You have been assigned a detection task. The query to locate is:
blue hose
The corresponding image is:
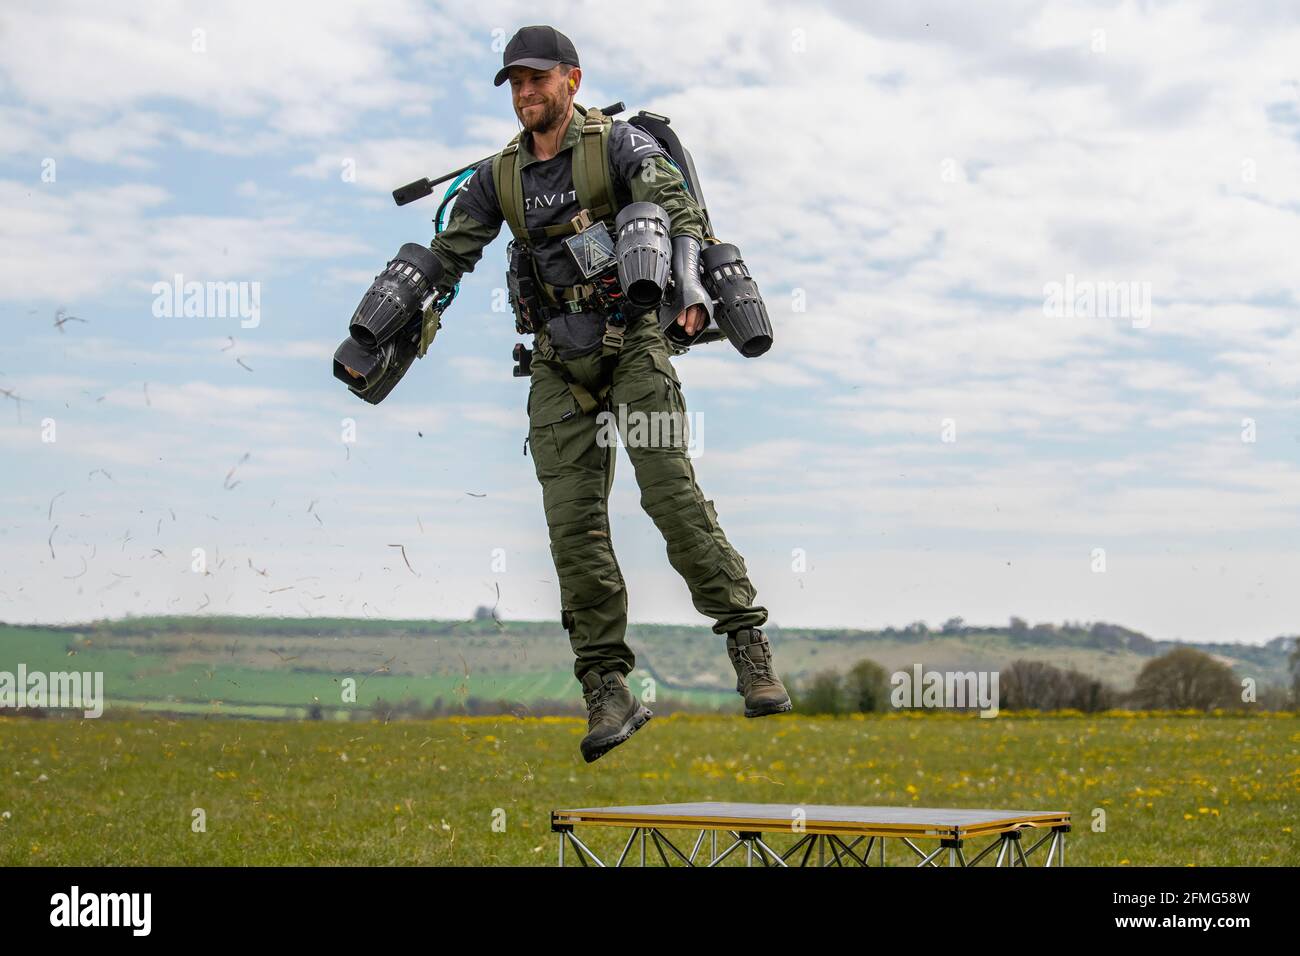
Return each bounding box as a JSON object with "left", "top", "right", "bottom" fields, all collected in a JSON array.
[{"left": 433, "top": 168, "right": 476, "bottom": 304}]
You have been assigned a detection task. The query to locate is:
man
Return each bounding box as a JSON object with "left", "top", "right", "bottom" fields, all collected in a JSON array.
[{"left": 425, "top": 25, "right": 791, "bottom": 762}]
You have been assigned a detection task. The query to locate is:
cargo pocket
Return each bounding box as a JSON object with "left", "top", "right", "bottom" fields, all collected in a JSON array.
[
  {"left": 701, "top": 497, "right": 720, "bottom": 527},
  {"left": 527, "top": 382, "right": 580, "bottom": 470},
  {"left": 700, "top": 498, "right": 749, "bottom": 581},
  {"left": 636, "top": 350, "right": 688, "bottom": 450},
  {"left": 719, "top": 550, "right": 749, "bottom": 581},
  {"left": 650, "top": 350, "right": 681, "bottom": 393}
]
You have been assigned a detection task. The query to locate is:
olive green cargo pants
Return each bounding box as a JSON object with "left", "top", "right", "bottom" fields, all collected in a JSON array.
[{"left": 527, "top": 310, "right": 767, "bottom": 682}]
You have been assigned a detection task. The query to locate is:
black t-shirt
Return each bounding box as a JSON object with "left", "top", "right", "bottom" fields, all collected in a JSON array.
[{"left": 453, "top": 119, "right": 670, "bottom": 288}]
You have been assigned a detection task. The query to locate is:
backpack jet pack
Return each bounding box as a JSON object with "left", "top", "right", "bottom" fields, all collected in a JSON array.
[
  {"left": 393, "top": 102, "right": 774, "bottom": 359},
  {"left": 335, "top": 103, "right": 774, "bottom": 404}
]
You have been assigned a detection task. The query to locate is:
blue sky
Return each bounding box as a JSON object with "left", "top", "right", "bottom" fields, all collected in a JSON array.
[{"left": 1, "top": 0, "right": 1298, "bottom": 645}]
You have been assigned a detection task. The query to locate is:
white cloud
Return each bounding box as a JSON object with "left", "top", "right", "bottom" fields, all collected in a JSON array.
[
  {"left": 0, "top": 180, "right": 370, "bottom": 302},
  {"left": 2, "top": 0, "right": 1299, "bottom": 642},
  {"left": 0, "top": 1, "right": 449, "bottom": 140}
]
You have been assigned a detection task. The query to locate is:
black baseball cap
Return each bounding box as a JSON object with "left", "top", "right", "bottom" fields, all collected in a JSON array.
[{"left": 493, "top": 25, "right": 580, "bottom": 86}]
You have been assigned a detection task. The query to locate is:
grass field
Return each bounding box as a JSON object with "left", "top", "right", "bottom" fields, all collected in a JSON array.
[{"left": 0, "top": 712, "right": 1294, "bottom": 866}]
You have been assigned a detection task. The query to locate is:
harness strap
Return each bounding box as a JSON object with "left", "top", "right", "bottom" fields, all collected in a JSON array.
[
  {"left": 574, "top": 107, "right": 614, "bottom": 225},
  {"left": 540, "top": 279, "right": 597, "bottom": 310},
  {"left": 591, "top": 319, "right": 625, "bottom": 405},
  {"left": 492, "top": 104, "right": 614, "bottom": 243},
  {"left": 535, "top": 316, "right": 627, "bottom": 415},
  {"left": 492, "top": 135, "right": 527, "bottom": 241}
]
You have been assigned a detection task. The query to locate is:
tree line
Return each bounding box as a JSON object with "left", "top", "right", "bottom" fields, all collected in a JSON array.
[{"left": 791, "top": 644, "right": 1299, "bottom": 715}]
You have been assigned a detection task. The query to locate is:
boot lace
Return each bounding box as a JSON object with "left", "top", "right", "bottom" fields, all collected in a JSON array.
[
  {"left": 736, "top": 646, "right": 779, "bottom": 688},
  {"left": 584, "top": 682, "right": 615, "bottom": 727}
]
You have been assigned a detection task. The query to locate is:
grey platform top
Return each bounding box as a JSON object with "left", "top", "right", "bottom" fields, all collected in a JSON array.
[{"left": 554, "top": 802, "right": 1068, "bottom": 829}]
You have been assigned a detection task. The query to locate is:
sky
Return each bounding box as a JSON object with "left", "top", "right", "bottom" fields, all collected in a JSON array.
[{"left": 1, "top": 0, "right": 1297, "bottom": 645}]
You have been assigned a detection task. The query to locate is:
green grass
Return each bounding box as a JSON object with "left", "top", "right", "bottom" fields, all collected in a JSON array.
[{"left": 0, "top": 713, "right": 1294, "bottom": 866}]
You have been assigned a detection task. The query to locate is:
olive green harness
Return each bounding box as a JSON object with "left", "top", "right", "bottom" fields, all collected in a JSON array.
[{"left": 492, "top": 103, "right": 625, "bottom": 414}]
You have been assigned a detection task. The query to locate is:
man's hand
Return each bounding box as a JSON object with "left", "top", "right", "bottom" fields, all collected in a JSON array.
[{"left": 675, "top": 303, "right": 706, "bottom": 336}]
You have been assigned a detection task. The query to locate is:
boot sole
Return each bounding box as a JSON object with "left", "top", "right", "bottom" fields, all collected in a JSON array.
[
  {"left": 745, "top": 699, "right": 793, "bottom": 718},
  {"left": 581, "top": 705, "right": 653, "bottom": 763}
]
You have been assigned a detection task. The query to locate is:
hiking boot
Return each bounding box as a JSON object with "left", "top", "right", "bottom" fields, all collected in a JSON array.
[
  {"left": 726, "top": 627, "right": 793, "bottom": 717},
  {"left": 579, "top": 670, "right": 652, "bottom": 763}
]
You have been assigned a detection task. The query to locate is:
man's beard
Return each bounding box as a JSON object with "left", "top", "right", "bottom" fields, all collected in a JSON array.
[{"left": 518, "top": 94, "right": 567, "bottom": 134}]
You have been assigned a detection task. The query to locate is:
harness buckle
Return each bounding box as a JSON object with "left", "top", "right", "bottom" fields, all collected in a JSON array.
[
  {"left": 601, "top": 323, "right": 625, "bottom": 350},
  {"left": 570, "top": 208, "right": 593, "bottom": 232}
]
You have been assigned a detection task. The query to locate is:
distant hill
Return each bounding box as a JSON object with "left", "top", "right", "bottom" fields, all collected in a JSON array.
[{"left": 1, "top": 615, "right": 1294, "bottom": 718}]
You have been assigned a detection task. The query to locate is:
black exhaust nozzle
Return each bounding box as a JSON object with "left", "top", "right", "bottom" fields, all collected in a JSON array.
[
  {"left": 701, "top": 242, "right": 773, "bottom": 358},
  {"left": 333, "top": 331, "right": 418, "bottom": 405},
  {"left": 613, "top": 202, "right": 672, "bottom": 309},
  {"left": 347, "top": 243, "right": 443, "bottom": 350}
]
